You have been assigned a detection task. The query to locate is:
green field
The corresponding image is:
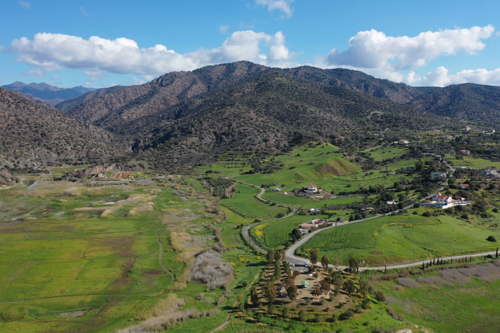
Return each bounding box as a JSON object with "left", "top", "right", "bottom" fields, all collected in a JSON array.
[
  {"left": 220, "top": 184, "right": 286, "bottom": 219},
  {"left": 299, "top": 214, "right": 500, "bottom": 265},
  {"left": 262, "top": 191, "right": 363, "bottom": 208},
  {"left": 377, "top": 264, "right": 500, "bottom": 333},
  {"left": 446, "top": 155, "right": 500, "bottom": 169},
  {"left": 362, "top": 145, "right": 408, "bottom": 162},
  {"left": 0, "top": 180, "right": 228, "bottom": 332}
]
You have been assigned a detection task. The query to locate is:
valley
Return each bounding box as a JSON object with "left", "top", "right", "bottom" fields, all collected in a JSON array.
[{"left": 2, "top": 62, "right": 500, "bottom": 332}]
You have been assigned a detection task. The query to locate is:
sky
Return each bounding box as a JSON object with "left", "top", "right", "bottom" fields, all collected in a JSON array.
[{"left": 1, "top": 0, "right": 500, "bottom": 88}]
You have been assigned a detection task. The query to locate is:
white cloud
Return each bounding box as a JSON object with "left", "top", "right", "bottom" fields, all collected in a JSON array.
[
  {"left": 29, "top": 69, "right": 45, "bottom": 77},
  {"left": 256, "top": 0, "right": 294, "bottom": 18},
  {"left": 80, "top": 7, "right": 89, "bottom": 16},
  {"left": 130, "top": 76, "right": 146, "bottom": 85},
  {"left": 219, "top": 25, "right": 229, "bottom": 34},
  {"left": 421, "top": 66, "right": 500, "bottom": 86},
  {"left": 52, "top": 75, "right": 60, "bottom": 79},
  {"left": 84, "top": 70, "right": 104, "bottom": 84},
  {"left": 19, "top": 1, "right": 31, "bottom": 9},
  {"left": 322, "top": 25, "right": 495, "bottom": 83},
  {"left": 7, "top": 31, "right": 294, "bottom": 79}
]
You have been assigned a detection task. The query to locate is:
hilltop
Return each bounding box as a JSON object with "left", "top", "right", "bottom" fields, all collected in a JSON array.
[
  {"left": 2, "top": 81, "right": 94, "bottom": 105},
  {"left": 0, "top": 87, "right": 125, "bottom": 170}
]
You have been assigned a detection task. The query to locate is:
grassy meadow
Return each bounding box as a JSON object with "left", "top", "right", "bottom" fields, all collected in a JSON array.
[
  {"left": 376, "top": 261, "right": 500, "bottom": 333},
  {"left": 0, "top": 179, "right": 230, "bottom": 332},
  {"left": 299, "top": 214, "right": 500, "bottom": 266}
]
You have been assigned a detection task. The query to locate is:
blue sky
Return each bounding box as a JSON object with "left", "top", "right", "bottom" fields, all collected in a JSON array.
[{"left": 1, "top": 0, "right": 500, "bottom": 88}]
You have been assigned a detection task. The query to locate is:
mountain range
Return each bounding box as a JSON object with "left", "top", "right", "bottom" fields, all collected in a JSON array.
[
  {"left": 2, "top": 81, "right": 94, "bottom": 106},
  {"left": 3, "top": 61, "right": 500, "bottom": 170}
]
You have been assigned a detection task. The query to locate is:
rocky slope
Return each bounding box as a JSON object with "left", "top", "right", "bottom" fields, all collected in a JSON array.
[{"left": 0, "top": 87, "right": 125, "bottom": 170}]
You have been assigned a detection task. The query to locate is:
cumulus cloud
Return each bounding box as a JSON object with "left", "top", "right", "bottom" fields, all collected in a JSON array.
[
  {"left": 219, "top": 25, "right": 229, "bottom": 34},
  {"left": 421, "top": 66, "right": 500, "bottom": 86},
  {"left": 326, "top": 25, "right": 494, "bottom": 71},
  {"left": 7, "top": 31, "right": 294, "bottom": 80},
  {"left": 19, "top": 1, "right": 31, "bottom": 9},
  {"left": 320, "top": 25, "right": 496, "bottom": 84},
  {"left": 256, "top": 0, "right": 294, "bottom": 18}
]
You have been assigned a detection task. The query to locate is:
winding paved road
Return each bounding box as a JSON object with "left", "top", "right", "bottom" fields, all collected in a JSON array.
[{"left": 237, "top": 155, "right": 498, "bottom": 270}]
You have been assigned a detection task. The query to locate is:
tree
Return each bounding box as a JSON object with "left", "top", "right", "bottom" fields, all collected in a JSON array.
[
  {"left": 311, "top": 287, "right": 322, "bottom": 296},
  {"left": 268, "top": 303, "right": 275, "bottom": 315},
  {"left": 359, "top": 279, "right": 369, "bottom": 297},
  {"left": 348, "top": 256, "right": 359, "bottom": 273},
  {"left": 256, "top": 312, "right": 263, "bottom": 322},
  {"left": 251, "top": 287, "right": 259, "bottom": 306},
  {"left": 299, "top": 310, "right": 306, "bottom": 322},
  {"left": 264, "top": 281, "right": 277, "bottom": 303},
  {"left": 282, "top": 307, "right": 289, "bottom": 318},
  {"left": 275, "top": 261, "right": 281, "bottom": 279},
  {"left": 286, "top": 284, "right": 298, "bottom": 301},
  {"left": 310, "top": 250, "right": 318, "bottom": 265},
  {"left": 375, "top": 291, "right": 386, "bottom": 303},
  {"left": 238, "top": 303, "right": 244, "bottom": 312},
  {"left": 321, "top": 255, "right": 329, "bottom": 269},
  {"left": 343, "top": 279, "right": 356, "bottom": 295},
  {"left": 283, "top": 261, "right": 291, "bottom": 275},
  {"left": 308, "top": 265, "right": 316, "bottom": 273},
  {"left": 274, "top": 251, "right": 282, "bottom": 261},
  {"left": 319, "top": 279, "right": 331, "bottom": 293},
  {"left": 267, "top": 249, "right": 275, "bottom": 264}
]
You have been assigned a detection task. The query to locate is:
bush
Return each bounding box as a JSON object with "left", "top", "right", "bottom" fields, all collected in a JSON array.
[
  {"left": 494, "top": 208, "right": 499, "bottom": 213},
  {"left": 299, "top": 310, "right": 306, "bottom": 322},
  {"left": 313, "top": 314, "right": 321, "bottom": 322},
  {"left": 375, "top": 291, "right": 386, "bottom": 302},
  {"left": 356, "top": 305, "right": 363, "bottom": 313},
  {"left": 339, "top": 309, "right": 354, "bottom": 320},
  {"left": 256, "top": 312, "right": 263, "bottom": 322},
  {"left": 487, "top": 236, "right": 497, "bottom": 242},
  {"left": 422, "top": 211, "right": 432, "bottom": 217},
  {"left": 282, "top": 307, "right": 289, "bottom": 318}
]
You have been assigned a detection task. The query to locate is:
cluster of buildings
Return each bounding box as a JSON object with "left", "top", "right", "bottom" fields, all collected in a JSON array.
[
  {"left": 421, "top": 192, "right": 470, "bottom": 209},
  {"left": 299, "top": 219, "right": 326, "bottom": 233}
]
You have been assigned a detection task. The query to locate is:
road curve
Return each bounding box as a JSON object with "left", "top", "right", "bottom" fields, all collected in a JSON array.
[{"left": 230, "top": 178, "right": 297, "bottom": 253}]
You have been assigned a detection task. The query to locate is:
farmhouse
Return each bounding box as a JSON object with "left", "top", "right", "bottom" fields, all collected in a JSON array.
[
  {"left": 304, "top": 184, "right": 318, "bottom": 193},
  {"left": 299, "top": 223, "right": 317, "bottom": 230},
  {"left": 399, "top": 139, "right": 410, "bottom": 144},
  {"left": 483, "top": 169, "right": 498, "bottom": 177},
  {"left": 431, "top": 171, "right": 447, "bottom": 178},
  {"left": 386, "top": 200, "right": 398, "bottom": 206},
  {"left": 421, "top": 192, "right": 470, "bottom": 209},
  {"left": 271, "top": 188, "right": 281, "bottom": 192},
  {"left": 432, "top": 192, "right": 452, "bottom": 203},
  {"left": 459, "top": 184, "right": 470, "bottom": 189},
  {"left": 459, "top": 149, "right": 471, "bottom": 155},
  {"left": 308, "top": 208, "right": 320, "bottom": 214}
]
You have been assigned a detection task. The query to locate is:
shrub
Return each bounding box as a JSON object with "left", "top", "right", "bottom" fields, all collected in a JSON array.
[
  {"left": 299, "top": 310, "right": 306, "bottom": 322},
  {"left": 375, "top": 291, "right": 386, "bottom": 302},
  {"left": 339, "top": 309, "right": 354, "bottom": 320},
  {"left": 313, "top": 314, "right": 321, "bottom": 323},
  {"left": 256, "top": 312, "right": 263, "bottom": 322},
  {"left": 356, "top": 305, "right": 363, "bottom": 313},
  {"left": 487, "top": 236, "right": 497, "bottom": 242},
  {"left": 282, "top": 307, "right": 289, "bottom": 318}
]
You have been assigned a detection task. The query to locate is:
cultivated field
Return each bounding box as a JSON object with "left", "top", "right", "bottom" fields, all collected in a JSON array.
[{"left": 298, "top": 214, "right": 500, "bottom": 266}]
